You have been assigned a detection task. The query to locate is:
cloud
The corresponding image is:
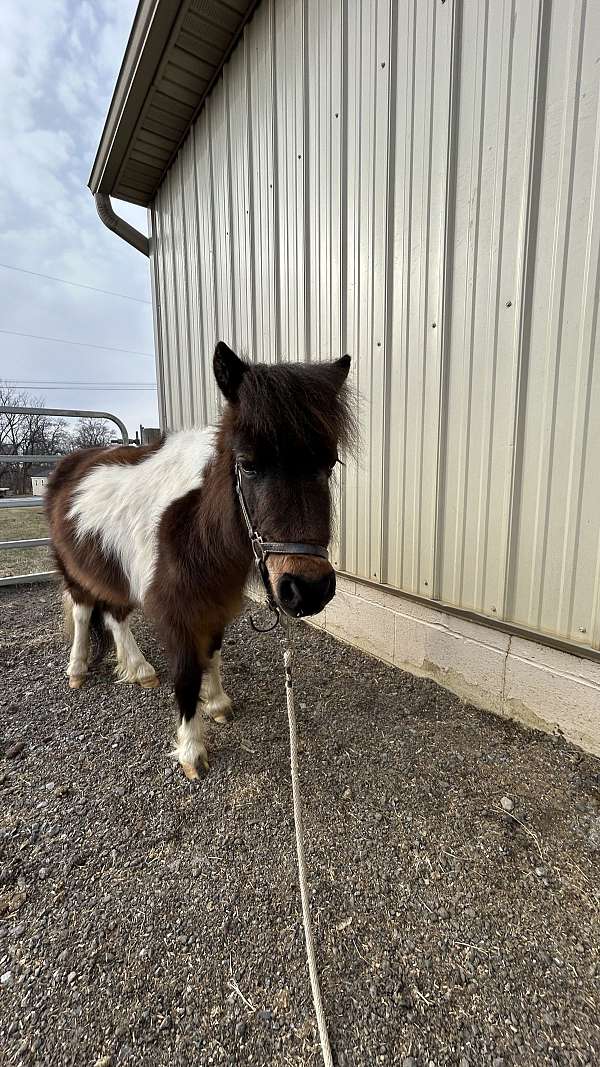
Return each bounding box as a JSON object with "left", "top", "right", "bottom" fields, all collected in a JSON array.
[{"left": 0, "top": 0, "right": 157, "bottom": 433}]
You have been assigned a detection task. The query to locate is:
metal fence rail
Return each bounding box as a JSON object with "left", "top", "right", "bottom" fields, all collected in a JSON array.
[
  {"left": 0, "top": 496, "right": 45, "bottom": 508},
  {"left": 0, "top": 406, "right": 130, "bottom": 587},
  {"left": 1, "top": 406, "right": 129, "bottom": 445}
]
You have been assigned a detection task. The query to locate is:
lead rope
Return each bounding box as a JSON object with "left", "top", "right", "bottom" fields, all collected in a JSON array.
[{"left": 283, "top": 618, "right": 334, "bottom": 1067}]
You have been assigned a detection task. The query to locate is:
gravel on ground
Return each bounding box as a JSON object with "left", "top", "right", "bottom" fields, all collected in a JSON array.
[{"left": 1, "top": 584, "right": 599, "bottom": 1066}]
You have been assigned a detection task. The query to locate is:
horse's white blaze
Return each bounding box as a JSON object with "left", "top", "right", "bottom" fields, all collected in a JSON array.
[
  {"left": 67, "top": 600, "right": 92, "bottom": 681},
  {"left": 68, "top": 428, "right": 216, "bottom": 605},
  {"left": 103, "top": 613, "right": 156, "bottom": 684},
  {"left": 201, "top": 650, "right": 232, "bottom": 722}
]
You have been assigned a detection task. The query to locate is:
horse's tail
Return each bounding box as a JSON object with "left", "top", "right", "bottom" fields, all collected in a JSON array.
[
  {"left": 62, "top": 588, "right": 111, "bottom": 667},
  {"left": 89, "top": 603, "right": 111, "bottom": 668}
]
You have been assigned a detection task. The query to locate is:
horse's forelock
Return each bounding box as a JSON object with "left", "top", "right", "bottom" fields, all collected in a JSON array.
[{"left": 232, "top": 362, "right": 355, "bottom": 458}]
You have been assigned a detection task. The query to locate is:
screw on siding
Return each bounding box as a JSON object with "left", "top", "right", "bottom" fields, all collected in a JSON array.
[
  {"left": 335, "top": 113, "right": 339, "bottom": 118},
  {"left": 381, "top": 62, "right": 386, "bottom": 68},
  {"left": 579, "top": 626, "right": 587, "bottom": 633},
  {"left": 432, "top": 322, "right": 437, "bottom": 328},
  {"left": 377, "top": 341, "right": 382, "bottom": 347},
  {"left": 491, "top": 606, "right": 497, "bottom": 613},
  {"left": 424, "top": 580, "right": 429, "bottom": 587},
  {"left": 506, "top": 300, "right": 512, "bottom": 308}
]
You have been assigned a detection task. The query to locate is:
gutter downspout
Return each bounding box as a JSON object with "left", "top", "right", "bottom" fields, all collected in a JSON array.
[
  {"left": 94, "top": 193, "right": 150, "bottom": 257},
  {"left": 94, "top": 191, "right": 167, "bottom": 431}
]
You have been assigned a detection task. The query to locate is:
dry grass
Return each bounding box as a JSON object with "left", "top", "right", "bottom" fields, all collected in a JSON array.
[{"left": 0, "top": 504, "right": 53, "bottom": 578}]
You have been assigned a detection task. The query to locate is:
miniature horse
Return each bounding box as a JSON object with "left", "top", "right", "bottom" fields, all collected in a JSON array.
[{"left": 46, "top": 343, "right": 352, "bottom": 779}]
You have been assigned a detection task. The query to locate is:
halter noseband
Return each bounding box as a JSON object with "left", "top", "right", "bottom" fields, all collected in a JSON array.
[{"left": 234, "top": 460, "right": 329, "bottom": 632}]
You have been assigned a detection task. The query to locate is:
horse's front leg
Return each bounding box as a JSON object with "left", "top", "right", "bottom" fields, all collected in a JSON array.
[
  {"left": 201, "top": 631, "right": 233, "bottom": 724},
  {"left": 172, "top": 642, "right": 209, "bottom": 780}
]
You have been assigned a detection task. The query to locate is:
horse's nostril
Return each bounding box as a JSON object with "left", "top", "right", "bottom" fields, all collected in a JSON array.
[
  {"left": 277, "top": 570, "right": 336, "bottom": 617},
  {"left": 278, "top": 576, "right": 302, "bottom": 612}
]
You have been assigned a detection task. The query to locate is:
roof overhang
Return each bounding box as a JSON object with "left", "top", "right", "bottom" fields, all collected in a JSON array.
[{"left": 89, "top": 0, "right": 258, "bottom": 207}]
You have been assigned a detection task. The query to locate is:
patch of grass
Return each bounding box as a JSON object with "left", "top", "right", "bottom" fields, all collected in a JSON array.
[{"left": 0, "top": 505, "right": 54, "bottom": 579}]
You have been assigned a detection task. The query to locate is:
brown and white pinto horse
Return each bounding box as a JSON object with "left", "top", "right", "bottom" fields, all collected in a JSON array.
[{"left": 46, "top": 343, "right": 352, "bottom": 779}]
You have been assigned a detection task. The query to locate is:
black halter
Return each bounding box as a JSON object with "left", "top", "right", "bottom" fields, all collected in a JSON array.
[{"left": 234, "top": 460, "right": 329, "bottom": 632}]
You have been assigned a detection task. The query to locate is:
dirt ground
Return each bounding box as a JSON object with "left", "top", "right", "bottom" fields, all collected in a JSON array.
[{"left": 1, "top": 584, "right": 599, "bottom": 1067}]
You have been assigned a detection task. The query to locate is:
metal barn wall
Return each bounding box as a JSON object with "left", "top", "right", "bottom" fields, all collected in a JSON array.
[{"left": 150, "top": 0, "right": 600, "bottom": 652}]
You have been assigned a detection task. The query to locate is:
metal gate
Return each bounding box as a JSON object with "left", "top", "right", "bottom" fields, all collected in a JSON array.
[{"left": 0, "top": 406, "right": 129, "bottom": 587}]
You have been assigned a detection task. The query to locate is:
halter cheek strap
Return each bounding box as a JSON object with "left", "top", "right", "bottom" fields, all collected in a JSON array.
[{"left": 234, "top": 461, "right": 330, "bottom": 631}]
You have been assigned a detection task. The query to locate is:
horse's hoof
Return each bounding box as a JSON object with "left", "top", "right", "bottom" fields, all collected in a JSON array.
[
  {"left": 205, "top": 695, "right": 233, "bottom": 724},
  {"left": 181, "top": 754, "right": 209, "bottom": 780},
  {"left": 214, "top": 712, "right": 232, "bottom": 725},
  {"left": 139, "top": 673, "right": 159, "bottom": 689},
  {"left": 212, "top": 705, "right": 233, "bottom": 725},
  {"left": 68, "top": 675, "right": 85, "bottom": 689}
]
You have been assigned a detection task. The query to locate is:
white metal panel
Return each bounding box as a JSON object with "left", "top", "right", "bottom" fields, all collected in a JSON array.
[
  {"left": 150, "top": 0, "right": 600, "bottom": 651},
  {"left": 194, "top": 107, "right": 222, "bottom": 424},
  {"left": 247, "top": 0, "right": 279, "bottom": 364},
  {"left": 305, "top": 0, "right": 346, "bottom": 567},
  {"left": 227, "top": 34, "right": 256, "bottom": 358},
  {"left": 210, "top": 88, "right": 235, "bottom": 348},
  {"left": 384, "top": 0, "right": 453, "bottom": 596},
  {"left": 180, "top": 132, "right": 208, "bottom": 424},
  {"left": 274, "top": 0, "right": 309, "bottom": 363},
  {"left": 507, "top": 0, "right": 600, "bottom": 645},
  {"left": 154, "top": 182, "right": 184, "bottom": 428},
  {"left": 170, "top": 158, "right": 196, "bottom": 427},
  {"left": 342, "top": 0, "right": 395, "bottom": 582},
  {"left": 437, "top": 0, "right": 545, "bottom": 619}
]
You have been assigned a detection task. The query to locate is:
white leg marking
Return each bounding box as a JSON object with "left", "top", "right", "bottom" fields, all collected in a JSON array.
[
  {"left": 103, "top": 614, "right": 158, "bottom": 687},
  {"left": 67, "top": 602, "right": 92, "bottom": 688},
  {"left": 172, "top": 714, "right": 209, "bottom": 779},
  {"left": 201, "top": 651, "right": 232, "bottom": 723}
]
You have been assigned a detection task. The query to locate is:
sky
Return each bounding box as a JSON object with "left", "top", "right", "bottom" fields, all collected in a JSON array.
[{"left": 0, "top": 0, "right": 158, "bottom": 440}]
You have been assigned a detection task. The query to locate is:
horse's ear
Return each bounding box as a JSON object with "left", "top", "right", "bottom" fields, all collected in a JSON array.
[
  {"left": 327, "top": 354, "right": 351, "bottom": 393},
  {"left": 213, "top": 341, "right": 248, "bottom": 401}
]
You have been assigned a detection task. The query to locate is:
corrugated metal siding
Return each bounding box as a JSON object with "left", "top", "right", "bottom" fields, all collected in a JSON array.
[{"left": 151, "top": 0, "right": 600, "bottom": 650}]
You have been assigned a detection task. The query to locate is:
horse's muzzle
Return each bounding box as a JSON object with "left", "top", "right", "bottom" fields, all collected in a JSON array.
[{"left": 276, "top": 569, "right": 336, "bottom": 618}]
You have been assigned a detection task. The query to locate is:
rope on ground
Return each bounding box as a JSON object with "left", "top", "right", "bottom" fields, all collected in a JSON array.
[{"left": 283, "top": 620, "right": 334, "bottom": 1067}]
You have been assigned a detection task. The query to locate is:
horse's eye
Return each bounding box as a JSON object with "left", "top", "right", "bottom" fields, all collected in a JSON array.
[{"left": 239, "top": 460, "right": 258, "bottom": 478}]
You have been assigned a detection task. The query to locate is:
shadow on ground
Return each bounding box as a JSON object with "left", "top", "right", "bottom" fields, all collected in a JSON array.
[{"left": 1, "top": 585, "right": 599, "bottom": 1066}]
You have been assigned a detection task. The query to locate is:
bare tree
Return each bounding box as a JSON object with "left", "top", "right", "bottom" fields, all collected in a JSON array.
[
  {"left": 70, "top": 417, "right": 112, "bottom": 451},
  {"left": 0, "top": 385, "right": 69, "bottom": 495}
]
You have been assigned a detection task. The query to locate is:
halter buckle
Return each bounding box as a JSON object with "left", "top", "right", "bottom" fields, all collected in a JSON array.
[{"left": 251, "top": 535, "right": 266, "bottom": 564}]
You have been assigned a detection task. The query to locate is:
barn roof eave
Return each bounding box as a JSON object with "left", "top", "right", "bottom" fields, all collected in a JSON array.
[{"left": 88, "top": 0, "right": 258, "bottom": 208}]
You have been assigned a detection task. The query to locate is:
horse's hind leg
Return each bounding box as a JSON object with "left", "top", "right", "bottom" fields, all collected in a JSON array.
[
  {"left": 201, "top": 632, "right": 232, "bottom": 724},
  {"left": 64, "top": 588, "right": 93, "bottom": 689},
  {"left": 103, "top": 608, "right": 159, "bottom": 688}
]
